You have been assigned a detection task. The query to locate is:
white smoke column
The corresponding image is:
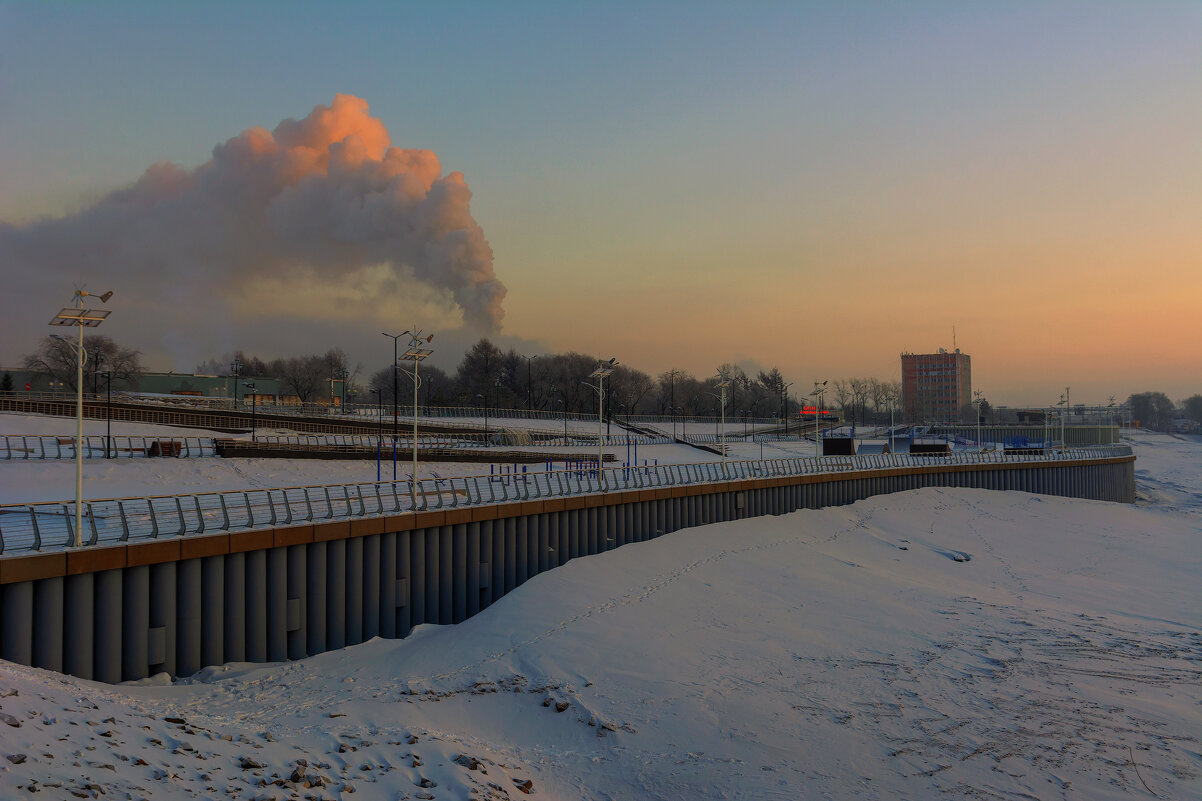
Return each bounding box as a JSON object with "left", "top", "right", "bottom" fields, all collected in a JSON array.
[{"left": 0, "top": 95, "right": 506, "bottom": 346}]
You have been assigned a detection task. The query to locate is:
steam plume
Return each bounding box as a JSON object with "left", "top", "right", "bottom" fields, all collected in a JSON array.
[{"left": 1, "top": 95, "right": 506, "bottom": 362}]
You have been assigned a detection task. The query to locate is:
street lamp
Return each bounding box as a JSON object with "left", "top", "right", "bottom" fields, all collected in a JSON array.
[
  {"left": 714, "top": 372, "right": 732, "bottom": 476},
  {"left": 973, "top": 390, "right": 984, "bottom": 454},
  {"left": 782, "top": 382, "right": 793, "bottom": 437},
  {"left": 334, "top": 367, "right": 350, "bottom": 411},
  {"left": 49, "top": 288, "right": 113, "bottom": 548},
  {"left": 382, "top": 332, "right": 405, "bottom": 480},
  {"left": 585, "top": 358, "right": 618, "bottom": 483},
  {"left": 555, "top": 395, "right": 567, "bottom": 444},
  {"left": 476, "top": 393, "right": 489, "bottom": 442},
  {"left": 90, "top": 348, "right": 105, "bottom": 398},
  {"left": 811, "top": 380, "right": 827, "bottom": 459},
  {"left": 524, "top": 354, "right": 538, "bottom": 410},
  {"left": 243, "top": 381, "right": 258, "bottom": 441},
  {"left": 99, "top": 371, "right": 113, "bottom": 458},
  {"left": 1057, "top": 391, "right": 1068, "bottom": 453},
  {"left": 398, "top": 329, "right": 434, "bottom": 508},
  {"left": 230, "top": 358, "right": 242, "bottom": 409},
  {"left": 372, "top": 388, "right": 383, "bottom": 481}
]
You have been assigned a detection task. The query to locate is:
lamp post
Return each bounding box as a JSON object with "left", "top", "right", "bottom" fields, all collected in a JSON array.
[
  {"left": 243, "top": 381, "right": 258, "bottom": 442},
  {"left": 382, "top": 332, "right": 404, "bottom": 480},
  {"left": 524, "top": 354, "right": 537, "bottom": 410},
  {"left": 973, "top": 390, "right": 984, "bottom": 454},
  {"left": 782, "top": 382, "right": 793, "bottom": 437},
  {"left": 372, "top": 388, "right": 383, "bottom": 481},
  {"left": 90, "top": 348, "right": 105, "bottom": 398},
  {"left": 1057, "top": 391, "right": 1067, "bottom": 453},
  {"left": 334, "top": 367, "right": 349, "bottom": 411},
  {"left": 476, "top": 394, "right": 488, "bottom": 443},
  {"left": 100, "top": 370, "right": 113, "bottom": 458},
  {"left": 585, "top": 358, "right": 618, "bottom": 482},
  {"left": 49, "top": 288, "right": 113, "bottom": 548},
  {"left": 230, "top": 358, "right": 242, "bottom": 410},
  {"left": 714, "top": 372, "right": 732, "bottom": 475},
  {"left": 398, "top": 329, "right": 434, "bottom": 508},
  {"left": 556, "top": 396, "right": 567, "bottom": 444},
  {"left": 811, "top": 380, "right": 827, "bottom": 459}
]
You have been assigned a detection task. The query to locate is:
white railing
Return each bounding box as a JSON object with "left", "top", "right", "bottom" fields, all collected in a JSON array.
[{"left": 0, "top": 446, "right": 1132, "bottom": 554}]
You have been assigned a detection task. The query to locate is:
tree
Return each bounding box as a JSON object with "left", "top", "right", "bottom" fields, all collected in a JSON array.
[
  {"left": 609, "top": 365, "right": 655, "bottom": 418},
  {"left": 270, "top": 349, "right": 349, "bottom": 404},
  {"left": 848, "top": 378, "right": 871, "bottom": 425},
  {"left": 455, "top": 338, "right": 505, "bottom": 406},
  {"left": 1, "top": 373, "right": 12, "bottom": 393},
  {"left": 23, "top": 334, "right": 142, "bottom": 391},
  {"left": 832, "top": 379, "right": 854, "bottom": 422},
  {"left": 1127, "top": 392, "right": 1176, "bottom": 432},
  {"left": 655, "top": 369, "right": 690, "bottom": 415},
  {"left": 1182, "top": 394, "right": 1202, "bottom": 424}
]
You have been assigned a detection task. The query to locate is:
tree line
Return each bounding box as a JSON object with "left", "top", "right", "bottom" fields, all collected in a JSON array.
[
  {"left": 16, "top": 335, "right": 1201, "bottom": 429},
  {"left": 1126, "top": 392, "right": 1202, "bottom": 432}
]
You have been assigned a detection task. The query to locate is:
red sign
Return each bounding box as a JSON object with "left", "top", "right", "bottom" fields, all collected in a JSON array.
[{"left": 24, "top": 382, "right": 31, "bottom": 391}]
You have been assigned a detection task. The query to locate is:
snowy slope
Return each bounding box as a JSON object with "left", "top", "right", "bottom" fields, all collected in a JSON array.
[{"left": 0, "top": 435, "right": 1198, "bottom": 800}]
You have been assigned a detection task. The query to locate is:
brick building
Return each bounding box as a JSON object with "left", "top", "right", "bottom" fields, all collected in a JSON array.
[{"left": 901, "top": 349, "right": 972, "bottom": 423}]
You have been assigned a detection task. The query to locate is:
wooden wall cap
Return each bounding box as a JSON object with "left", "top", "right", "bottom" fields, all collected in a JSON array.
[
  {"left": 274, "top": 523, "right": 315, "bottom": 547},
  {"left": 0, "top": 551, "right": 67, "bottom": 584},
  {"left": 444, "top": 508, "right": 473, "bottom": 525},
  {"left": 66, "top": 544, "right": 127, "bottom": 576},
  {"left": 470, "top": 505, "right": 500, "bottom": 522},
  {"left": 411, "top": 509, "right": 446, "bottom": 530},
  {"left": 350, "top": 517, "right": 385, "bottom": 538},
  {"left": 125, "top": 538, "right": 182, "bottom": 567},
  {"left": 311, "top": 521, "right": 351, "bottom": 543},
  {"left": 228, "top": 528, "right": 274, "bottom": 553},
  {"left": 179, "top": 533, "right": 230, "bottom": 561},
  {"left": 382, "top": 514, "right": 416, "bottom": 532}
]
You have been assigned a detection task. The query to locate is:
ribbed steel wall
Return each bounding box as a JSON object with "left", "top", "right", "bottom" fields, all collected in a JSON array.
[{"left": 0, "top": 457, "right": 1135, "bottom": 682}]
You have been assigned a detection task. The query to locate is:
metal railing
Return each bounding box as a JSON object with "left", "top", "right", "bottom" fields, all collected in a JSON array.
[
  {"left": 1, "top": 431, "right": 678, "bottom": 460},
  {"left": 0, "top": 445, "right": 1131, "bottom": 554},
  {"left": 1, "top": 435, "right": 216, "bottom": 460}
]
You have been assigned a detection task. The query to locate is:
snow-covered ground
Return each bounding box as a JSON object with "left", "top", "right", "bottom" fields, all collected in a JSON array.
[{"left": 0, "top": 427, "right": 1198, "bottom": 800}]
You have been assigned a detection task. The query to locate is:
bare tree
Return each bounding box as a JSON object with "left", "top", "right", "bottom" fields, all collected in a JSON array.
[
  {"left": 24, "top": 334, "right": 143, "bottom": 392},
  {"left": 832, "top": 379, "right": 854, "bottom": 422},
  {"left": 849, "top": 378, "right": 870, "bottom": 425}
]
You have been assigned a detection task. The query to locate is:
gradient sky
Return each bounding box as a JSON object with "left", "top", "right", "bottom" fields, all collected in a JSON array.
[{"left": 1, "top": 1, "right": 1199, "bottom": 407}]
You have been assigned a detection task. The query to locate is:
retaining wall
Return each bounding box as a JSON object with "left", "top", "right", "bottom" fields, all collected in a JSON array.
[{"left": 0, "top": 455, "right": 1134, "bottom": 682}]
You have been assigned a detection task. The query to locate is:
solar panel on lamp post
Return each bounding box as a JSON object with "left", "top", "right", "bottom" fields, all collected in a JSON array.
[
  {"left": 49, "top": 289, "right": 113, "bottom": 548},
  {"left": 399, "top": 329, "right": 434, "bottom": 510}
]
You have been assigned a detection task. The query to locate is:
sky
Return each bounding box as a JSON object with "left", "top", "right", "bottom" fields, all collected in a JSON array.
[{"left": 0, "top": 1, "right": 1199, "bottom": 407}]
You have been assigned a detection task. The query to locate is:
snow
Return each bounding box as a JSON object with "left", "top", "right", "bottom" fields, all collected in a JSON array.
[
  {"left": 0, "top": 426, "right": 1199, "bottom": 799},
  {"left": 0, "top": 411, "right": 828, "bottom": 506}
]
